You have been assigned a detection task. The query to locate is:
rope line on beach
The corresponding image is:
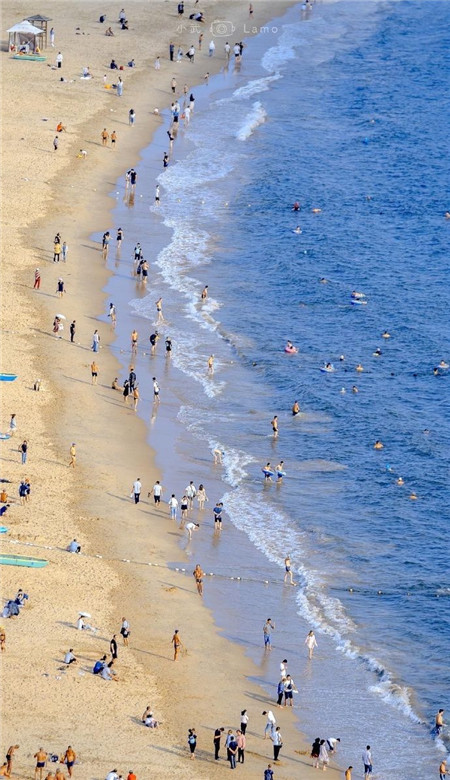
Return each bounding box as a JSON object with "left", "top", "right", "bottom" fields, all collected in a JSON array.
[{"left": 0, "top": 537, "right": 280, "bottom": 586}]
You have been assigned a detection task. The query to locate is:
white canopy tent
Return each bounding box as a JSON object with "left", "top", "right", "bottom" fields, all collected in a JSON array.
[{"left": 7, "top": 21, "right": 44, "bottom": 53}]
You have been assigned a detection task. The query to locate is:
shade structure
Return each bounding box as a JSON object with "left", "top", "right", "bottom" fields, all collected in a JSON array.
[
  {"left": 7, "top": 20, "right": 44, "bottom": 53},
  {"left": 25, "top": 14, "right": 52, "bottom": 47}
]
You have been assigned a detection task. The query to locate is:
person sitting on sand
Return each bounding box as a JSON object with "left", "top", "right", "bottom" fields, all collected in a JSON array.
[
  {"left": 56, "top": 122, "right": 66, "bottom": 132},
  {"left": 112, "top": 377, "right": 122, "bottom": 391},
  {"left": 67, "top": 539, "right": 81, "bottom": 553},
  {"left": 101, "top": 660, "right": 119, "bottom": 680},
  {"left": 110, "top": 59, "right": 118, "bottom": 69},
  {"left": 105, "top": 27, "right": 114, "bottom": 36},
  {"left": 93, "top": 655, "right": 107, "bottom": 675},
  {"left": 64, "top": 648, "right": 77, "bottom": 665}
]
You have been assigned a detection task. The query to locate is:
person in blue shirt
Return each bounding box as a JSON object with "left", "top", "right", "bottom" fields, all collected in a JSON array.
[
  {"left": 93, "top": 655, "right": 107, "bottom": 675},
  {"left": 213, "top": 502, "right": 223, "bottom": 530},
  {"left": 264, "top": 765, "right": 274, "bottom": 780}
]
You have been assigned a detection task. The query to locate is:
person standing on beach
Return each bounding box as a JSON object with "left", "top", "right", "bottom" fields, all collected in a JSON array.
[
  {"left": 240, "top": 710, "right": 249, "bottom": 734},
  {"left": 6, "top": 746, "right": 19, "bottom": 776},
  {"left": 271, "top": 415, "right": 279, "bottom": 437},
  {"left": 56, "top": 51, "right": 63, "bottom": 67},
  {"left": 305, "top": 629, "right": 318, "bottom": 659},
  {"left": 263, "top": 618, "right": 275, "bottom": 650},
  {"left": 180, "top": 495, "right": 189, "bottom": 522},
  {"left": 264, "top": 765, "right": 274, "bottom": 780},
  {"left": 172, "top": 629, "right": 183, "bottom": 660},
  {"left": 90, "top": 360, "right": 98, "bottom": 385},
  {"left": 102, "top": 231, "right": 110, "bottom": 258},
  {"left": 53, "top": 239, "right": 61, "bottom": 262},
  {"left": 440, "top": 760, "right": 447, "bottom": 780},
  {"left": 69, "top": 443, "right": 76, "bottom": 468},
  {"left": 169, "top": 42, "right": 174, "bottom": 61},
  {"left": 92, "top": 330, "right": 100, "bottom": 352},
  {"left": 284, "top": 555, "right": 296, "bottom": 585},
  {"left": 188, "top": 729, "right": 197, "bottom": 759},
  {"left": 133, "top": 385, "right": 139, "bottom": 411},
  {"left": 111, "top": 130, "right": 117, "bottom": 148},
  {"left": 110, "top": 634, "right": 118, "bottom": 661},
  {"left": 53, "top": 135, "right": 59, "bottom": 151},
  {"left": 193, "top": 564, "right": 205, "bottom": 596},
  {"left": 272, "top": 727, "right": 283, "bottom": 762},
  {"left": 34, "top": 749, "right": 47, "bottom": 780},
  {"left": 20, "top": 440, "right": 28, "bottom": 465},
  {"left": 33, "top": 268, "right": 41, "bottom": 289},
  {"left": 171, "top": 76, "right": 177, "bottom": 93},
  {"left": 150, "top": 480, "right": 163, "bottom": 504},
  {"left": 236, "top": 730, "right": 246, "bottom": 764},
  {"left": 154, "top": 57, "right": 160, "bottom": 70},
  {"left": 168, "top": 493, "right": 178, "bottom": 520},
  {"left": 213, "top": 501, "right": 223, "bottom": 531},
  {"left": 318, "top": 740, "right": 329, "bottom": 771},
  {"left": 185, "top": 481, "right": 196, "bottom": 509},
  {"left": 50, "top": 27, "right": 55, "bottom": 46},
  {"left": 120, "top": 617, "right": 130, "bottom": 646},
  {"left": 129, "top": 109, "right": 136, "bottom": 126},
  {"left": 70, "top": 320, "right": 76, "bottom": 343},
  {"left": 62, "top": 241, "right": 68, "bottom": 261},
  {"left": 101, "top": 128, "right": 109, "bottom": 146},
  {"left": 197, "top": 484, "right": 208, "bottom": 510},
  {"left": 163, "top": 152, "right": 169, "bottom": 168},
  {"left": 362, "top": 746, "right": 373, "bottom": 779},
  {"left": 213, "top": 727, "right": 224, "bottom": 761},
  {"left": 63, "top": 747, "right": 76, "bottom": 778},
  {"left": 132, "top": 478, "right": 142, "bottom": 504},
  {"left": 109, "top": 302, "right": 117, "bottom": 327},
  {"left": 131, "top": 329, "right": 138, "bottom": 351},
  {"left": 153, "top": 377, "right": 160, "bottom": 401},
  {"left": 155, "top": 184, "right": 160, "bottom": 204}
]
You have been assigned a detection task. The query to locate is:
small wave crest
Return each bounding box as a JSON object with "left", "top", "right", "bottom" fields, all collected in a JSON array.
[{"left": 236, "top": 102, "right": 267, "bottom": 141}]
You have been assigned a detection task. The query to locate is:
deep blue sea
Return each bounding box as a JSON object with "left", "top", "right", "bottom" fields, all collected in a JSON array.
[{"left": 105, "top": 2, "right": 450, "bottom": 776}]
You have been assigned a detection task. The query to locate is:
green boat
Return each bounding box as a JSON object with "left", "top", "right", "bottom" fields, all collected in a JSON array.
[{"left": 0, "top": 553, "right": 48, "bottom": 568}]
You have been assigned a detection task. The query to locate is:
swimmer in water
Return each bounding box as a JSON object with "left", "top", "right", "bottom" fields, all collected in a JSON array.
[
  {"left": 311, "top": 207, "right": 322, "bottom": 213},
  {"left": 271, "top": 416, "right": 279, "bottom": 437},
  {"left": 409, "top": 491, "right": 418, "bottom": 500},
  {"left": 339, "top": 355, "right": 345, "bottom": 362},
  {"left": 439, "top": 360, "right": 449, "bottom": 369},
  {"left": 351, "top": 291, "right": 365, "bottom": 299},
  {"left": 293, "top": 226, "right": 302, "bottom": 234},
  {"left": 292, "top": 201, "right": 300, "bottom": 211},
  {"left": 292, "top": 400, "right": 300, "bottom": 416},
  {"left": 445, "top": 212, "right": 450, "bottom": 219},
  {"left": 373, "top": 348, "right": 382, "bottom": 356},
  {"left": 319, "top": 277, "right": 329, "bottom": 284},
  {"left": 396, "top": 477, "right": 404, "bottom": 485},
  {"left": 373, "top": 440, "right": 384, "bottom": 450},
  {"left": 356, "top": 363, "right": 364, "bottom": 372},
  {"left": 201, "top": 285, "right": 208, "bottom": 301},
  {"left": 382, "top": 331, "right": 391, "bottom": 339},
  {"left": 284, "top": 555, "right": 296, "bottom": 585},
  {"left": 352, "top": 386, "right": 358, "bottom": 393},
  {"left": 324, "top": 362, "right": 334, "bottom": 371},
  {"left": 435, "top": 709, "right": 445, "bottom": 734},
  {"left": 286, "top": 341, "right": 297, "bottom": 352},
  {"left": 433, "top": 367, "right": 439, "bottom": 376}
]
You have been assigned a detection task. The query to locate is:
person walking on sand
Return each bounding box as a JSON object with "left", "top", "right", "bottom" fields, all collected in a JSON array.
[
  {"left": 305, "top": 629, "right": 318, "bottom": 659},
  {"left": 193, "top": 564, "right": 205, "bottom": 596},
  {"left": 188, "top": 729, "right": 197, "bottom": 759},
  {"left": 34, "top": 749, "right": 47, "bottom": 780},
  {"left": 133, "top": 385, "right": 139, "bottom": 411},
  {"left": 101, "top": 128, "right": 109, "bottom": 146},
  {"left": 180, "top": 494, "right": 189, "bottom": 522},
  {"left": 264, "top": 765, "right": 274, "bottom": 780},
  {"left": 132, "top": 478, "right": 142, "bottom": 504},
  {"left": 6, "top": 745, "right": 19, "bottom": 776},
  {"left": 185, "top": 481, "right": 197, "bottom": 509},
  {"left": 63, "top": 747, "right": 76, "bottom": 778},
  {"left": 172, "top": 629, "right": 183, "bottom": 660},
  {"left": 102, "top": 231, "right": 110, "bottom": 258},
  {"left": 439, "top": 759, "right": 447, "bottom": 780},
  {"left": 110, "top": 634, "right": 118, "bottom": 660},
  {"left": 62, "top": 241, "right": 68, "bottom": 262},
  {"left": 284, "top": 554, "right": 297, "bottom": 585},
  {"left": 149, "top": 480, "right": 163, "bottom": 504},
  {"left": 362, "top": 746, "right": 373, "bottom": 779},
  {"left": 131, "top": 329, "right": 138, "bottom": 351},
  {"left": 153, "top": 377, "right": 160, "bottom": 402},
  {"left": 109, "top": 302, "right": 117, "bottom": 327},
  {"left": 168, "top": 493, "right": 178, "bottom": 520},
  {"left": 70, "top": 320, "right": 76, "bottom": 343},
  {"left": 197, "top": 484, "right": 208, "bottom": 510},
  {"left": 69, "top": 443, "right": 76, "bottom": 468},
  {"left": 263, "top": 618, "right": 275, "bottom": 650},
  {"left": 120, "top": 617, "right": 130, "bottom": 646},
  {"left": 33, "top": 268, "right": 41, "bottom": 289},
  {"left": 90, "top": 360, "right": 99, "bottom": 385},
  {"left": 53, "top": 135, "right": 59, "bottom": 151}
]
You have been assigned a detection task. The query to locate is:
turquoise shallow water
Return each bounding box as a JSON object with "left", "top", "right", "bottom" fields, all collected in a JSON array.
[{"left": 103, "top": 2, "right": 449, "bottom": 775}]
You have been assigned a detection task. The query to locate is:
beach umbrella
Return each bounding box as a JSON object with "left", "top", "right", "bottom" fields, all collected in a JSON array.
[
  {"left": 55, "top": 313, "right": 66, "bottom": 319},
  {"left": 78, "top": 611, "right": 91, "bottom": 618}
]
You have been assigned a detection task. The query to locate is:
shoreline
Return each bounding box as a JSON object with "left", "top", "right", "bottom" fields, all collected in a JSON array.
[{"left": 0, "top": 2, "right": 327, "bottom": 779}]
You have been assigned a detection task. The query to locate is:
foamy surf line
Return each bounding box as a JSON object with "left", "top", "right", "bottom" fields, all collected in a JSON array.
[{"left": 236, "top": 101, "right": 267, "bottom": 141}]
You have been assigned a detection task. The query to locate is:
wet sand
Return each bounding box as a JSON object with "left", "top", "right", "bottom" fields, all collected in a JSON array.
[{"left": 1, "top": 2, "right": 336, "bottom": 778}]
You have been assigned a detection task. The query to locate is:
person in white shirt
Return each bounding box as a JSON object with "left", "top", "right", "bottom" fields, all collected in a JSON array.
[
  {"left": 150, "top": 481, "right": 163, "bottom": 504},
  {"left": 67, "top": 539, "right": 81, "bottom": 553},
  {"left": 208, "top": 40, "right": 215, "bottom": 56},
  {"left": 56, "top": 51, "right": 63, "bottom": 68},
  {"left": 283, "top": 675, "right": 296, "bottom": 706},
  {"left": 168, "top": 494, "right": 178, "bottom": 519},
  {"left": 105, "top": 770, "right": 119, "bottom": 780},
  {"left": 64, "top": 648, "right": 77, "bottom": 664},
  {"left": 185, "top": 481, "right": 197, "bottom": 509},
  {"left": 305, "top": 629, "right": 318, "bottom": 659},
  {"left": 224, "top": 42, "right": 231, "bottom": 59},
  {"left": 233, "top": 43, "right": 240, "bottom": 58},
  {"left": 101, "top": 661, "right": 118, "bottom": 681},
  {"left": 262, "top": 710, "right": 276, "bottom": 739},
  {"left": 132, "top": 478, "right": 142, "bottom": 504},
  {"left": 185, "top": 521, "right": 199, "bottom": 539},
  {"left": 280, "top": 659, "right": 288, "bottom": 678},
  {"left": 362, "top": 746, "right": 373, "bottom": 779},
  {"left": 326, "top": 737, "right": 340, "bottom": 753},
  {"left": 153, "top": 378, "right": 160, "bottom": 401}
]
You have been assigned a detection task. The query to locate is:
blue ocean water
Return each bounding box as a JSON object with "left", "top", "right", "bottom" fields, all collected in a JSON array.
[{"left": 105, "top": 1, "right": 450, "bottom": 776}]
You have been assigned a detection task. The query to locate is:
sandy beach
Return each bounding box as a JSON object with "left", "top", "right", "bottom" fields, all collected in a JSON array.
[{"left": 0, "top": 2, "right": 345, "bottom": 779}]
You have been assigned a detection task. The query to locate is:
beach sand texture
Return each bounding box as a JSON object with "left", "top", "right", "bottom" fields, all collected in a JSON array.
[{"left": 1, "top": 2, "right": 326, "bottom": 778}]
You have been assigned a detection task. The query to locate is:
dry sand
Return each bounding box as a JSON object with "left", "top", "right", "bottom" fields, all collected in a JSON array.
[{"left": 1, "top": 2, "right": 340, "bottom": 778}]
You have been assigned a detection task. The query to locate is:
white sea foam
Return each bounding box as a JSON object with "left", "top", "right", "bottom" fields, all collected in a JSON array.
[
  {"left": 232, "top": 73, "right": 282, "bottom": 99},
  {"left": 236, "top": 102, "right": 267, "bottom": 141}
]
